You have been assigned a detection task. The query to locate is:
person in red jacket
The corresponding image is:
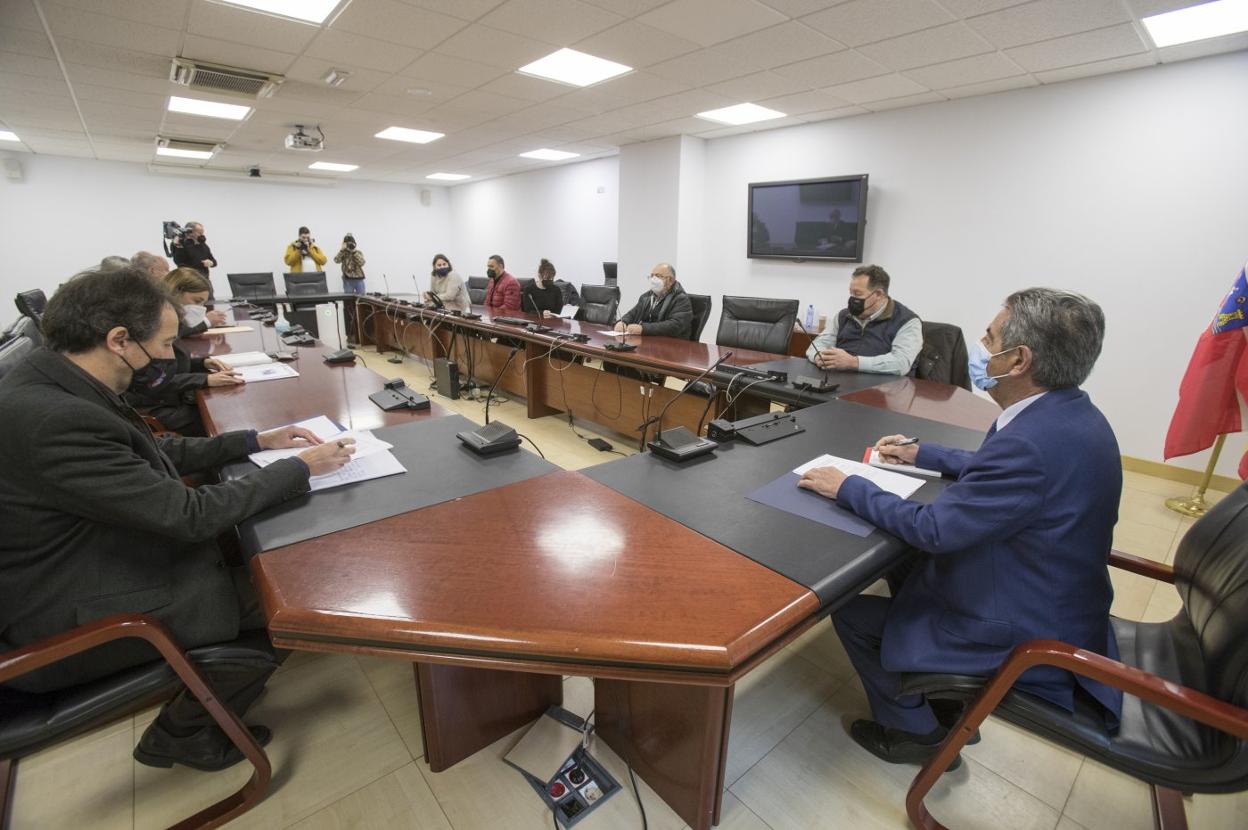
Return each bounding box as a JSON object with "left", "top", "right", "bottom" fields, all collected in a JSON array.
[{"left": 483, "top": 254, "right": 521, "bottom": 313}]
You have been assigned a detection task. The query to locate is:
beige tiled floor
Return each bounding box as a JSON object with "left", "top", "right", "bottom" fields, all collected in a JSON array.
[{"left": 10, "top": 351, "right": 1246, "bottom": 829}]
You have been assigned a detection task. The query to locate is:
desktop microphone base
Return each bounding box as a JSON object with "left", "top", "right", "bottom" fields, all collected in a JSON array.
[{"left": 647, "top": 427, "right": 718, "bottom": 462}]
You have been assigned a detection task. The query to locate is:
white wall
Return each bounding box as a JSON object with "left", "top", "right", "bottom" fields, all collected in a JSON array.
[
  {"left": 618, "top": 138, "right": 681, "bottom": 301},
  {"left": 448, "top": 157, "right": 618, "bottom": 287},
  {"left": 0, "top": 156, "right": 451, "bottom": 300},
  {"left": 696, "top": 51, "right": 1248, "bottom": 476}
]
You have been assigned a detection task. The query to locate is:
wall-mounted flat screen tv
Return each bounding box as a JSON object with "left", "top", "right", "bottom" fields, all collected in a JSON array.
[{"left": 747, "top": 174, "right": 868, "bottom": 262}]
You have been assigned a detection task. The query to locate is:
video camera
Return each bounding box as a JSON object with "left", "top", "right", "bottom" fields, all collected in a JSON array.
[{"left": 162, "top": 220, "right": 184, "bottom": 256}]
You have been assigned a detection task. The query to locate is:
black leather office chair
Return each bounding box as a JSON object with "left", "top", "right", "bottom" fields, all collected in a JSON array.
[
  {"left": 687, "top": 293, "right": 712, "bottom": 342},
  {"left": 915, "top": 320, "right": 970, "bottom": 390},
  {"left": 14, "top": 289, "right": 46, "bottom": 323},
  {"left": 602, "top": 262, "right": 618, "bottom": 287},
  {"left": 0, "top": 617, "right": 273, "bottom": 828},
  {"left": 715, "top": 296, "right": 799, "bottom": 354},
  {"left": 466, "top": 277, "right": 488, "bottom": 305},
  {"left": 227, "top": 272, "right": 276, "bottom": 301},
  {"left": 516, "top": 277, "right": 535, "bottom": 295},
  {"left": 578, "top": 284, "right": 620, "bottom": 325},
  {"left": 283, "top": 271, "right": 328, "bottom": 297},
  {"left": 0, "top": 334, "right": 32, "bottom": 381},
  {"left": 899, "top": 482, "right": 1248, "bottom": 830},
  {"left": 12, "top": 315, "right": 41, "bottom": 348}
]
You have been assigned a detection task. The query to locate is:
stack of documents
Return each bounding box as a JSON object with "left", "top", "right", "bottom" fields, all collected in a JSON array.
[
  {"left": 248, "top": 415, "right": 406, "bottom": 492},
  {"left": 793, "top": 454, "right": 927, "bottom": 498},
  {"left": 215, "top": 351, "right": 300, "bottom": 382}
]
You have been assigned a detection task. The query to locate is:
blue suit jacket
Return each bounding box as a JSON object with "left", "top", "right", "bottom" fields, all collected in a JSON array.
[{"left": 838, "top": 387, "right": 1123, "bottom": 725}]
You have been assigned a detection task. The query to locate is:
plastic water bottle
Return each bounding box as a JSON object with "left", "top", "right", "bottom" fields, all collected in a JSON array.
[
  {"left": 804, "top": 304, "right": 815, "bottom": 332},
  {"left": 275, "top": 306, "right": 290, "bottom": 335}
]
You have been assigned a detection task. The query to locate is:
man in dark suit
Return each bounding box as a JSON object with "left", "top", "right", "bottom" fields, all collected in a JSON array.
[
  {"left": 0, "top": 267, "right": 355, "bottom": 770},
  {"left": 614, "top": 262, "right": 693, "bottom": 339},
  {"left": 798, "top": 288, "right": 1121, "bottom": 766}
]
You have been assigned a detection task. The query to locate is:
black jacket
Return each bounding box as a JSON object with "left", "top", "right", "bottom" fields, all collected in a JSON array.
[
  {"left": 522, "top": 281, "right": 563, "bottom": 315},
  {"left": 172, "top": 235, "right": 217, "bottom": 278},
  {"left": 618, "top": 281, "right": 694, "bottom": 339},
  {"left": 0, "top": 348, "right": 309, "bottom": 691}
]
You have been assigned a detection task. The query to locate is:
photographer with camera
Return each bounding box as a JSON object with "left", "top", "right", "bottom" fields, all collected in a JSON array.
[
  {"left": 283, "top": 226, "right": 327, "bottom": 273},
  {"left": 170, "top": 221, "right": 217, "bottom": 281},
  {"left": 333, "top": 233, "right": 366, "bottom": 294}
]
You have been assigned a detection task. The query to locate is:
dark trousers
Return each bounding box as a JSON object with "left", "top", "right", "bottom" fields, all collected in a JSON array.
[
  {"left": 832, "top": 594, "right": 939, "bottom": 735},
  {"left": 150, "top": 569, "right": 283, "bottom": 735}
]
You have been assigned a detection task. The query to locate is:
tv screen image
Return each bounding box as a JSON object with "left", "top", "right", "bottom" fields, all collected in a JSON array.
[{"left": 748, "top": 175, "right": 868, "bottom": 262}]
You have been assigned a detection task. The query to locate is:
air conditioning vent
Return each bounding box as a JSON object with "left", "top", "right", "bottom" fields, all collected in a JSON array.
[{"left": 170, "top": 57, "right": 283, "bottom": 99}]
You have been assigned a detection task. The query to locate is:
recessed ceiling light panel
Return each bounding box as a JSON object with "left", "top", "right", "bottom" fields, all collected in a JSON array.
[
  {"left": 519, "top": 149, "right": 580, "bottom": 161},
  {"left": 1143, "top": 0, "right": 1248, "bottom": 47},
  {"left": 309, "top": 161, "right": 358, "bottom": 172},
  {"left": 517, "top": 48, "right": 632, "bottom": 88},
  {"left": 427, "top": 172, "right": 471, "bottom": 181},
  {"left": 0, "top": 130, "right": 19, "bottom": 142},
  {"left": 156, "top": 146, "right": 215, "bottom": 160},
  {"left": 212, "top": 0, "right": 342, "bottom": 25},
  {"left": 168, "top": 95, "right": 252, "bottom": 120},
  {"left": 695, "top": 103, "right": 787, "bottom": 126},
  {"left": 375, "top": 126, "right": 445, "bottom": 144}
]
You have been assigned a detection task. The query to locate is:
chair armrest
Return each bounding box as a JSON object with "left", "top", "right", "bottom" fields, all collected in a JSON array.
[
  {"left": 904, "top": 637, "right": 1248, "bottom": 830},
  {"left": 1109, "top": 549, "right": 1175, "bottom": 584},
  {"left": 0, "top": 613, "right": 271, "bottom": 827},
  {"left": 961, "top": 638, "right": 1248, "bottom": 742}
]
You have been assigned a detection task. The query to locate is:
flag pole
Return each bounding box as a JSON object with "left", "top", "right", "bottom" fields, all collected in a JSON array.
[{"left": 1165, "top": 433, "right": 1226, "bottom": 517}]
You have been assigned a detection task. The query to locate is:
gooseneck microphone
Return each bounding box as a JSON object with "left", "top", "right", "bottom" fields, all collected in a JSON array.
[{"left": 636, "top": 351, "right": 735, "bottom": 463}]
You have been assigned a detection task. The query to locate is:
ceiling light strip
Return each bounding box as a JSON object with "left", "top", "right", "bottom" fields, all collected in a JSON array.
[{"left": 33, "top": 0, "right": 97, "bottom": 159}]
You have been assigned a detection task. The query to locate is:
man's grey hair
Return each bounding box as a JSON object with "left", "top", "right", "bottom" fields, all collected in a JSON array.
[
  {"left": 655, "top": 262, "right": 676, "bottom": 280},
  {"left": 1000, "top": 288, "right": 1105, "bottom": 389},
  {"left": 131, "top": 250, "right": 169, "bottom": 279},
  {"left": 99, "top": 255, "right": 132, "bottom": 271}
]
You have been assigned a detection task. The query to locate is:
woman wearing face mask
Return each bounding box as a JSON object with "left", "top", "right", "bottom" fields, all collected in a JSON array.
[
  {"left": 425, "top": 253, "right": 471, "bottom": 313},
  {"left": 523, "top": 258, "right": 565, "bottom": 318},
  {"left": 124, "top": 267, "right": 243, "bottom": 435}
]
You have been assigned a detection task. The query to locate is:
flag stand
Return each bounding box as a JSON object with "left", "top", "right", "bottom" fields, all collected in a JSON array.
[{"left": 1165, "top": 434, "right": 1226, "bottom": 518}]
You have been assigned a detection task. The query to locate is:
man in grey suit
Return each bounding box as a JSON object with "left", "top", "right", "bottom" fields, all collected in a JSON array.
[{"left": 0, "top": 267, "right": 355, "bottom": 771}]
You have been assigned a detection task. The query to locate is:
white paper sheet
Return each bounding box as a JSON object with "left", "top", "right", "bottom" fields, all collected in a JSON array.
[
  {"left": 249, "top": 430, "right": 392, "bottom": 467},
  {"left": 307, "top": 449, "right": 407, "bottom": 492},
  {"left": 236, "top": 363, "right": 299, "bottom": 382},
  {"left": 216, "top": 351, "right": 274, "bottom": 368},
  {"left": 794, "top": 454, "right": 926, "bottom": 499},
  {"left": 203, "top": 325, "right": 252, "bottom": 335},
  {"left": 558, "top": 304, "right": 579, "bottom": 319},
  {"left": 864, "top": 447, "right": 944, "bottom": 478}
]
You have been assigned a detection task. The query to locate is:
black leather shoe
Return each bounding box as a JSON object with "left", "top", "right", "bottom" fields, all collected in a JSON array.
[
  {"left": 134, "top": 721, "right": 272, "bottom": 771},
  {"left": 929, "top": 699, "right": 981, "bottom": 745},
  {"left": 848, "top": 719, "right": 962, "bottom": 771}
]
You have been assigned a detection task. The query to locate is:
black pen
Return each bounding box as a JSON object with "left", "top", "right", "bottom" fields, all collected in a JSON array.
[{"left": 895, "top": 437, "right": 919, "bottom": 446}]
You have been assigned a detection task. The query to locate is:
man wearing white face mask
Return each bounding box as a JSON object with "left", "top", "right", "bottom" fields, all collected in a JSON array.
[
  {"left": 614, "top": 262, "right": 693, "bottom": 339},
  {"left": 806, "top": 264, "right": 922, "bottom": 374},
  {"left": 797, "top": 288, "right": 1123, "bottom": 770}
]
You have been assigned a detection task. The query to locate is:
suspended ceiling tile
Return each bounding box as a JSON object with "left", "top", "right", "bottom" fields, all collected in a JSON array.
[
  {"left": 638, "top": 0, "right": 787, "bottom": 48},
  {"left": 967, "top": 0, "right": 1131, "bottom": 49}
]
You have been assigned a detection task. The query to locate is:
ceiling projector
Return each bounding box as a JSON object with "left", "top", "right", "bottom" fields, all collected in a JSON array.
[{"left": 285, "top": 125, "right": 323, "bottom": 152}]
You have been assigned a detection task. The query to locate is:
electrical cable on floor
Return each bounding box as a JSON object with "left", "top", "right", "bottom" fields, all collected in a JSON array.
[
  {"left": 628, "top": 764, "right": 648, "bottom": 830},
  {"left": 517, "top": 432, "right": 546, "bottom": 459}
]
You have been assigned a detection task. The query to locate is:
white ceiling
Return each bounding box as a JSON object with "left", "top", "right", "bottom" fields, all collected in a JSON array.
[{"left": 0, "top": 0, "right": 1244, "bottom": 184}]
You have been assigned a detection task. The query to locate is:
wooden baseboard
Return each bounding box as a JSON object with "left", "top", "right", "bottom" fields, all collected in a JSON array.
[{"left": 1121, "top": 455, "right": 1241, "bottom": 494}]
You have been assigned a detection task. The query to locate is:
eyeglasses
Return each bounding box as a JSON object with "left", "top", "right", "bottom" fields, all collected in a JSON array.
[{"left": 649, "top": 273, "right": 667, "bottom": 280}]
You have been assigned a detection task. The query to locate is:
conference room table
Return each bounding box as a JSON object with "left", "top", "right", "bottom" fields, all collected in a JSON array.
[
  {"left": 190, "top": 310, "right": 999, "bottom": 830},
  {"left": 350, "top": 295, "right": 878, "bottom": 444}
]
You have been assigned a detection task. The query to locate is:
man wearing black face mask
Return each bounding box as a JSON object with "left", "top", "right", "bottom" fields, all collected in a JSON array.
[
  {"left": 0, "top": 267, "right": 357, "bottom": 772},
  {"left": 806, "top": 264, "right": 922, "bottom": 374}
]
